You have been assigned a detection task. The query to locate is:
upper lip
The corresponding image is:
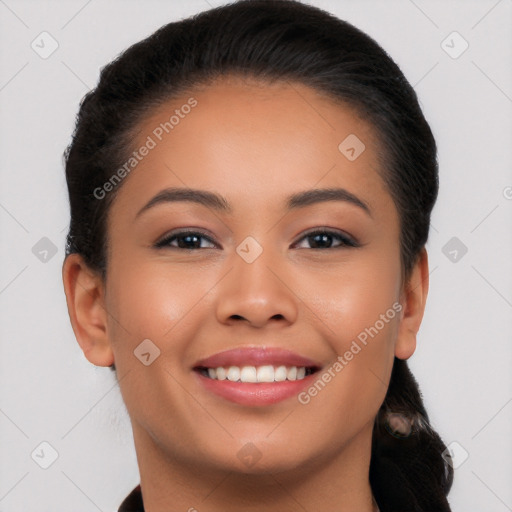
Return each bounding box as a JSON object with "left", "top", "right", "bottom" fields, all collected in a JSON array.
[{"left": 193, "top": 347, "right": 322, "bottom": 369}]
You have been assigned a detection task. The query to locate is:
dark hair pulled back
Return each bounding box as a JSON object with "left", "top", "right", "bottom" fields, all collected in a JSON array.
[{"left": 63, "top": 1, "right": 453, "bottom": 509}]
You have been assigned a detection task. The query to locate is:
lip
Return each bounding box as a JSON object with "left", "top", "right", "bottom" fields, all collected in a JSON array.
[
  {"left": 193, "top": 347, "right": 322, "bottom": 407},
  {"left": 194, "top": 372, "right": 318, "bottom": 406},
  {"left": 193, "top": 347, "right": 321, "bottom": 369}
]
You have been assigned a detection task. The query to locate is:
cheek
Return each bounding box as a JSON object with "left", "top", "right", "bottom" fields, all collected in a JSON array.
[
  {"left": 309, "top": 252, "right": 401, "bottom": 347},
  {"left": 104, "top": 263, "right": 212, "bottom": 432},
  {"left": 336, "top": 281, "right": 400, "bottom": 349},
  {"left": 296, "top": 249, "right": 401, "bottom": 419},
  {"left": 298, "top": 274, "right": 400, "bottom": 435},
  {"left": 104, "top": 262, "right": 203, "bottom": 356}
]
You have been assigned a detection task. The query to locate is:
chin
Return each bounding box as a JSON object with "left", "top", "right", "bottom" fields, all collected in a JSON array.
[{"left": 198, "top": 436, "right": 319, "bottom": 476}]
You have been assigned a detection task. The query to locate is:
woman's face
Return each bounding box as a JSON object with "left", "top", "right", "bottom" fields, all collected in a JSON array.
[{"left": 100, "top": 76, "right": 413, "bottom": 475}]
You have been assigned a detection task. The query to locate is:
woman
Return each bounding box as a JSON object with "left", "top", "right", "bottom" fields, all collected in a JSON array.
[{"left": 61, "top": 1, "right": 454, "bottom": 510}]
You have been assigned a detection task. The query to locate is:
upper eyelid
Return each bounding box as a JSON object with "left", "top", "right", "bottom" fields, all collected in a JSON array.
[{"left": 299, "top": 227, "right": 353, "bottom": 239}]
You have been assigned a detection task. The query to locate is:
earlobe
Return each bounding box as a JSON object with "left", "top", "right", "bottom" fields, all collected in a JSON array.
[
  {"left": 395, "top": 248, "right": 429, "bottom": 360},
  {"left": 62, "top": 254, "right": 114, "bottom": 367}
]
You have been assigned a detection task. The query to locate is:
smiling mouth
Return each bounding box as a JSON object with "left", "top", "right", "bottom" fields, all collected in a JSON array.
[{"left": 194, "top": 364, "right": 319, "bottom": 383}]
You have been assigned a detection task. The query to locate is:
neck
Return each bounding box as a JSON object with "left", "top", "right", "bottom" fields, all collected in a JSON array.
[{"left": 131, "top": 421, "right": 378, "bottom": 512}]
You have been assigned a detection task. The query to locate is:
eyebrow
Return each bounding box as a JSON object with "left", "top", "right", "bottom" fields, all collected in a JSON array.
[{"left": 135, "top": 186, "right": 372, "bottom": 219}]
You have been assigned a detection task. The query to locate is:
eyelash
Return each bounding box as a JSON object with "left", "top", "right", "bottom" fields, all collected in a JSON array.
[{"left": 154, "top": 228, "right": 359, "bottom": 250}]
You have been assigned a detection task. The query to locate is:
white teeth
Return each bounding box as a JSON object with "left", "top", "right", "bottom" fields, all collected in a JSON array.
[
  {"left": 274, "top": 365, "right": 287, "bottom": 381},
  {"left": 227, "top": 366, "right": 241, "bottom": 382},
  {"left": 287, "top": 366, "right": 297, "bottom": 380},
  {"left": 240, "top": 366, "right": 257, "bottom": 382},
  {"left": 202, "top": 365, "right": 311, "bottom": 382},
  {"left": 256, "top": 365, "right": 274, "bottom": 382}
]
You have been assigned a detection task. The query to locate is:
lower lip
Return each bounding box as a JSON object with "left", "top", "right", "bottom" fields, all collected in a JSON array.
[{"left": 194, "top": 370, "right": 317, "bottom": 406}]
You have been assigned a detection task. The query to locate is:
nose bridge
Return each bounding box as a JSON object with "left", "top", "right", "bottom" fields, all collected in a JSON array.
[
  {"left": 215, "top": 235, "right": 298, "bottom": 327},
  {"left": 235, "top": 239, "right": 279, "bottom": 291}
]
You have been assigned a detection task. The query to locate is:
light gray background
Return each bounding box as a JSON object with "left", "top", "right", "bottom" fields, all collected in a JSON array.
[{"left": 1, "top": 0, "right": 511, "bottom": 510}]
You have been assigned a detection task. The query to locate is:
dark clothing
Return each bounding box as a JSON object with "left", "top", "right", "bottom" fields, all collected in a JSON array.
[{"left": 118, "top": 485, "right": 144, "bottom": 512}]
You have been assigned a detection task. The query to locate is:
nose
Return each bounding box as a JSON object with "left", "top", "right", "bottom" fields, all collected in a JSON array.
[{"left": 215, "top": 244, "right": 299, "bottom": 329}]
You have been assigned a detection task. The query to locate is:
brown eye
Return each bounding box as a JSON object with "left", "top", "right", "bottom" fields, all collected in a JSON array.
[
  {"left": 293, "top": 229, "right": 359, "bottom": 249},
  {"left": 155, "top": 231, "right": 217, "bottom": 250}
]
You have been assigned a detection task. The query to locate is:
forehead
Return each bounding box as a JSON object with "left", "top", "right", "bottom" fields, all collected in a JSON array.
[{"left": 111, "top": 75, "right": 393, "bottom": 221}]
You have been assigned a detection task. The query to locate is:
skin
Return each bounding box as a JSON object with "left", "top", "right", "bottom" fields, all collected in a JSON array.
[{"left": 62, "top": 76, "right": 429, "bottom": 512}]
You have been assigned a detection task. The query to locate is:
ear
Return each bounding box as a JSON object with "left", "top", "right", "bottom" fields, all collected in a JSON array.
[
  {"left": 395, "top": 247, "right": 429, "bottom": 360},
  {"left": 62, "top": 253, "right": 114, "bottom": 367}
]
